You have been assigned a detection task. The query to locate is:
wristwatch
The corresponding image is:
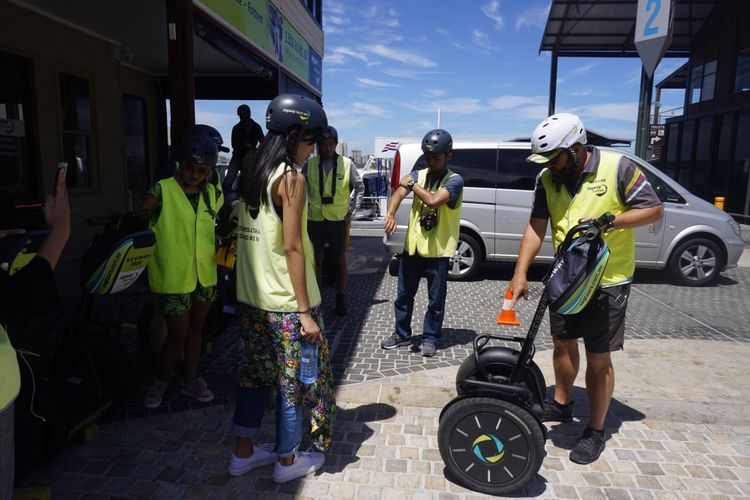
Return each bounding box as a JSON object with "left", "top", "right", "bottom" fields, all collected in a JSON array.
[{"left": 406, "top": 179, "right": 416, "bottom": 191}]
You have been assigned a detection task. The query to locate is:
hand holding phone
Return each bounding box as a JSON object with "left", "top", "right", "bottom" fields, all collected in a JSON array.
[{"left": 52, "top": 162, "right": 67, "bottom": 197}]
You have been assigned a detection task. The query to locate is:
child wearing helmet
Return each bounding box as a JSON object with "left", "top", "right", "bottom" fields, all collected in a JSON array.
[
  {"left": 228, "top": 94, "right": 334, "bottom": 483},
  {"left": 140, "top": 131, "right": 224, "bottom": 409}
]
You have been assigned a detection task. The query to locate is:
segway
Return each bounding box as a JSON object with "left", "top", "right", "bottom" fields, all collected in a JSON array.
[
  {"left": 13, "top": 211, "right": 155, "bottom": 474},
  {"left": 437, "top": 213, "right": 613, "bottom": 495}
]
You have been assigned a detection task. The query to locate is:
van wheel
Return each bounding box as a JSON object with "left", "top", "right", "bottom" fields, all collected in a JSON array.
[
  {"left": 667, "top": 237, "right": 724, "bottom": 286},
  {"left": 449, "top": 233, "right": 482, "bottom": 281}
]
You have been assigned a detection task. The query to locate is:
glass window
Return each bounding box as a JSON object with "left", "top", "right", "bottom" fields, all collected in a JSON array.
[
  {"left": 689, "top": 64, "right": 703, "bottom": 104},
  {"left": 735, "top": 47, "right": 750, "bottom": 93},
  {"left": 59, "top": 72, "right": 95, "bottom": 189},
  {"left": 701, "top": 60, "right": 717, "bottom": 101},
  {"left": 692, "top": 117, "right": 713, "bottom": 198},
  {"left": 678, "top": 120, "right": 694, "bottom": 188},
  {"left": 640, "top": 165, "right": 685, "bottom": 204},
  {"left": 729, "top": 110, "right": 750, "bottom": 215},
  {"left": 664, "top": 122, "right": 679, "bottom": 179},
  {"left": 497, "top": 148, "right": 542, "bottom": 190},
  {"left": 123, "top": 95, "right": 149, "bottom": 209},
  {"left": 0, "top": 51, "right": 36, "bottom": 200},
  {"left": 713, "top": 112, "right": 735, "bottom": 199},
  {"left": 442, "top": 148, "right": 497, "bottom": 189}
]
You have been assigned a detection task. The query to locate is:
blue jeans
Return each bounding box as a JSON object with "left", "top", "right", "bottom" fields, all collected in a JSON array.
[
  {"left": 233, "top": 387, "right": 303, "bottom": 457},
  {"left": 394, "top": 254, "right": 449, "bottom": 345}
]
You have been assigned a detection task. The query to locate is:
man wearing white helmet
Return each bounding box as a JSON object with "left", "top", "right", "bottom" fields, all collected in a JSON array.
[{"left": 509, "top": 113, "right": 663, "bottom": 464}]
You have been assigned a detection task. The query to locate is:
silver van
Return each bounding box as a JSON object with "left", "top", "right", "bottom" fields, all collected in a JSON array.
[{"left": 383, "top": 141, "right": 744, "bottom": 286}]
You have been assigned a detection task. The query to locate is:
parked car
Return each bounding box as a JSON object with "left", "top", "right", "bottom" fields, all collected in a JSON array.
[{"left": 384, "top": 141, "right": 744, "bottom": 286}]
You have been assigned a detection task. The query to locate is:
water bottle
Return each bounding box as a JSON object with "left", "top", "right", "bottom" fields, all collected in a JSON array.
[{"left": 299, "top": 341, "right": 318, "bottom": 384}]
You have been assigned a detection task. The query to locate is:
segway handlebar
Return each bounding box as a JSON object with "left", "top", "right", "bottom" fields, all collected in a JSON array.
[{"left": 558, "top": 212, "right": 614, "bottom": 254}]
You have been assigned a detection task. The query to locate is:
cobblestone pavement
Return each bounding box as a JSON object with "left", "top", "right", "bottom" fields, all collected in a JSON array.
[{"left": 13, "top": 235, "right": 750, "bottom": 499}]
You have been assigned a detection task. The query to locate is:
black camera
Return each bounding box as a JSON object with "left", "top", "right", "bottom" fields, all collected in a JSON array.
[
  {"left": 419, "top": 213, "right": 437, "bottom": 231},
  {"left": 322, "top": 196, "right": 334, "bottom": 204}
]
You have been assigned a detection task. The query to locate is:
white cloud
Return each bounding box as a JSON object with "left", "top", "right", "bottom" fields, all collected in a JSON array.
[
  {"left": 357, "top": 78, "right": 400, "bottom": 88},
  {"left": 326, "top": 15, "right": 350, "bottom": 26},
  {"left": 568, "top": 63, "right": 597, "bottom": 76},
  {"left": 472, "top": 30, "right": 499, "bottom": 52},
  {"left": 427, "top": 89, "right": 446, "bottom": 97},
  {"left": 436, "top": 27, "right": 450, "bottom": 35},
  {"left": 481, "top": 0, "right": 504, "bottom": 30},
  {"left": 382, "top": 68, "right": 442, "bottom": 79},
  {"left": 577, "top": 102, "right": 639, "bottom": 122},
  {"left": 400, "top": 98, "right": 484, "bottom": 114},
  {"left": 366, "top": 44, "right": 437, "bottom": 68},
  {"left": 352, "top": 102, "right": 390, "bottom": 117},
  {"left": 488, "top": 95, "right": 546, "bottom": 110},
  {"left": 515, "top": 5, "right": 550, "bottom": 31},
  {"left": 326, "top": 46, "right": 369, "bottom": 65},
  {"left": 195, "top": 110, "right": 235, "bottom": 126},
  {"left": 326, "top": 0, "right": 345, "bottom": 16},
  {"left": 361, "top": 5, "right": 378, "bottom": 18}
]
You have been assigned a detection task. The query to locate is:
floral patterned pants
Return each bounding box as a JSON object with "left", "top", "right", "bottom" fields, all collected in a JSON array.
[{"left": 236, "top": 305, "right": 335, "bottom": 452}]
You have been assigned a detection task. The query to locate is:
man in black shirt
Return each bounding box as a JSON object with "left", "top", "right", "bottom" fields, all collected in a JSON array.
[{"left": 231, "top": 104, "right": 265, "bottom": 166}]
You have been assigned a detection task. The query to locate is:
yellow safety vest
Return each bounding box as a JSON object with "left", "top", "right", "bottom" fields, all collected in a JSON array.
[
  {"left": 306, "top": 155, "right": 352, "bottom": 221},
  {"left": 1, "top": 324, "right": 20, "bottom": 411},
  {"left": 405, "top": 168, "right": 462, "bottom": 258},
  {"left": 541, "top": 150, "right": 635, "bottom": 286},
  {"left": 147, "top": 176, "right": 223, "bottom": 293},
  {"left": 236, "top": 163, "right": 321, "bottom": 311}
]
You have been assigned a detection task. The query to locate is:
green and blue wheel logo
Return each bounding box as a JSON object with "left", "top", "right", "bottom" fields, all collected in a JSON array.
[{"left": 472, "top": 434, "right": 505, "bottom": 464}]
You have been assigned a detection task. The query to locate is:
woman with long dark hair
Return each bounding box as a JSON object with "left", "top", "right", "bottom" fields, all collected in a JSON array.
[{"left": 228, "top": 94, "right": 335, "bottom": 483}]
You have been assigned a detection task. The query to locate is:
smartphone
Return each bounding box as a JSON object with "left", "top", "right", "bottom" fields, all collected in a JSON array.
[{"left": 52, "top": 162, "right": 67, "bottom": 197}]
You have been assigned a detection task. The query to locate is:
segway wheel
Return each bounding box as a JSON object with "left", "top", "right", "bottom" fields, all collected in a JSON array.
[{"left": 438, "top": 397, "right": 545, "bottom": 495}]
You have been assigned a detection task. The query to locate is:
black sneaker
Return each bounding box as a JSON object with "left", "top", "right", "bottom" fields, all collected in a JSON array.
[
  {"left": 421, "top": 343, "right": 437, "bottom": 357},
  {"left": 335, "top": 294, "right": 347, "bottom": 317},
  {"left": 381, "top": 333, "right": 411, "bottom": 350},
  {"left": 541, "top": 397, "right": 573, "bottom": 422},
  {"left": 569, "top": 427, "right": 606, "bottom": 464}
]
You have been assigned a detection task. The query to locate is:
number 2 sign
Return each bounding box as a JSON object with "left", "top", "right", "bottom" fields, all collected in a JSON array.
[{"left": 635, "top": 0, "right": 675, "bottom": 77}]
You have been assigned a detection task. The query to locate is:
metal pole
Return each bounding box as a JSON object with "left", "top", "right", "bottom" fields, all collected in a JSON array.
[
  {"left": 548, "top": 47, "right": 558, "bottom": 116},
  {"left": 635, "top": 67, "right": 653, "bottom": 160}
]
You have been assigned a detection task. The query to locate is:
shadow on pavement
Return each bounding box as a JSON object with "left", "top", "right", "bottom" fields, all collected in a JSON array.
[
  {"left": 545, "top": 387, "right": 646, "bottom": 451},
  {"left": 318, "top": 402, "right": 396, "bottom": 475}
]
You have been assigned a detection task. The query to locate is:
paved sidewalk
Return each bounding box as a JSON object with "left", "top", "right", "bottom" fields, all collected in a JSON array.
[
  {"left": 17, "top": 338, "right": 750, "bottom": 499},
  {"left": 13, "top": 234, "right": 750, "bottom": 499}
]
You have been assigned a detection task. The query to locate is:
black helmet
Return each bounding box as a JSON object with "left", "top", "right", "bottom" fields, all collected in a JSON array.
[
  {"left": 320, "top": 125, "right": 338, "bottom": 143},
  {"left": 177, "top": 131, "right": 218, "bottom": 168},
  {"left": 185, "top": 124, "right": 230, "bottom": 152},
  {"left": 266, "top": 94, "right": 327, "bottom": 137},
  {"left": 421, "top": 129, "right": 453, "bottom": 154}
]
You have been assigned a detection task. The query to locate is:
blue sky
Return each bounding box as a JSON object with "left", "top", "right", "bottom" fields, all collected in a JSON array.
[{"left": 197, "top": 0, "right": 687, "bottom": 157}]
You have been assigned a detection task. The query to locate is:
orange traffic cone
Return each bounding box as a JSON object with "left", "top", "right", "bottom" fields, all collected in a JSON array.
[{"left": 496, "top": 288, "right": 521, "bottom": 326}]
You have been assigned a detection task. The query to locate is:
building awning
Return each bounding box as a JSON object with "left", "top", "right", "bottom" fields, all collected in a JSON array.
[
  {"left": 540, "top": 0, "right": 716, "bottom": 57},
  {"left": 10, "top": 0, "right": 320, "bottom": 99}
]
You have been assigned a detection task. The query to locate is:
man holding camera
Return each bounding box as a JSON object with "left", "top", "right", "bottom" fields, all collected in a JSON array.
[
  {"left": 381, "top": 129, "right": 463, "bottom": 357},
  {"left": 304, "top": 125, "right": 363, "bottom": 316}
]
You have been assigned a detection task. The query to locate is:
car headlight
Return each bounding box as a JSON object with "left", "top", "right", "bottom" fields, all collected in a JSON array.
[{"left": 727, "top": 219, "right": 741, "bottom": 237}]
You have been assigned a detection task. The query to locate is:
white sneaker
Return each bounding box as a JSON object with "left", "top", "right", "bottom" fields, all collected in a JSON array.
[
  {"left": 228, "top": 443, "right": 277, "bottom": 476},
  {"left": 272, "top": 449, "right": 325, "bottom": 483}
]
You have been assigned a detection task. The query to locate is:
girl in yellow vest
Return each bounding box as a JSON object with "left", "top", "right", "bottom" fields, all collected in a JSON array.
[
  {"left": 227, "top": 94, "right": 335, "bottom": 483},
  {"left": 141, "top": 132, "right": 223, "bottom": 409}
]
